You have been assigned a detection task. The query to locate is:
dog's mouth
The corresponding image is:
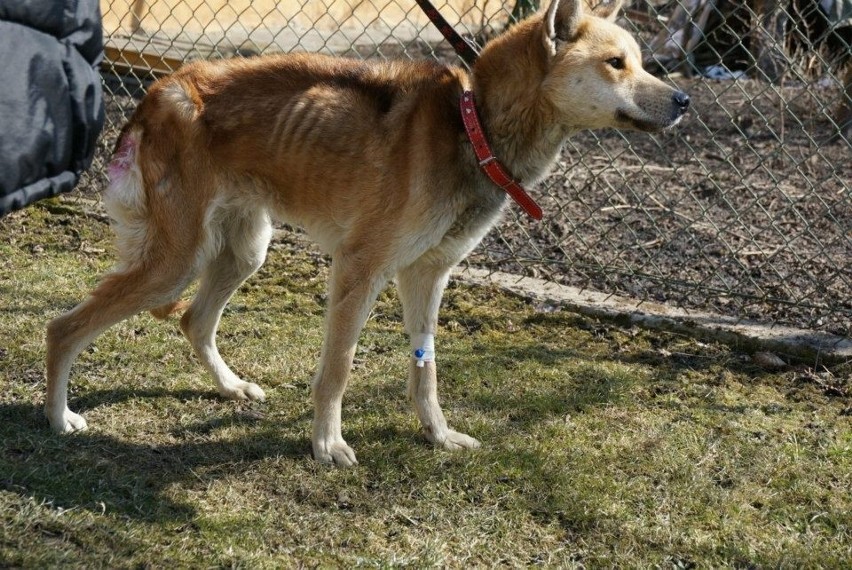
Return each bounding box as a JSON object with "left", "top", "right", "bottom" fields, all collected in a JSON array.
[{"left": 615, "top": 109, "right": 683, "bottom": 133}]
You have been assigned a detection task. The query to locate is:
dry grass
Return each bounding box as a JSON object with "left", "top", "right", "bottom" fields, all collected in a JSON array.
[{"left": 1, "top": 197, "right": 850, "bottom": 567}]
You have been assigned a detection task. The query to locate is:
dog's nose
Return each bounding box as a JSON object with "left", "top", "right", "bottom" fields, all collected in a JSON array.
[{"left": 673, "top": 91, "right": 690, "bottom": 115}]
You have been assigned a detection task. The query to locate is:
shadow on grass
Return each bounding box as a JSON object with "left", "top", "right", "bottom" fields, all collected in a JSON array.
[
  {"left": 439, "top": 333, "right": 786, "bottom": 549},
  {"left": 452, "top": 339, "right": 631, "bottom": 428},
  {"left": 0, "top": 391, "right": 309, "bottom": 525},
  {"left": 68, "top": 386, "right": 221, "bottom": 410}
]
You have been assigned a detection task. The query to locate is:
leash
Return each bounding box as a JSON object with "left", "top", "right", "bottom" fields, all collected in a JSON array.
[
  {"left": 416, "top": 0, "right": 543, "bottom": 220},
  {"left": 413, "top": 0, "right": 480, "bottom": 66}
]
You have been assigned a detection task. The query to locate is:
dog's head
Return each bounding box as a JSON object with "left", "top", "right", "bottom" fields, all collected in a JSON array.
[{"left": 540, "top": 0, "right": 689, "bottom": 132}]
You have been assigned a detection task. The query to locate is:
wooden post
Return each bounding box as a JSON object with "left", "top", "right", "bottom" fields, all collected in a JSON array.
[{"left": 129, "top": 0, "right": 147, "bottom": 35}]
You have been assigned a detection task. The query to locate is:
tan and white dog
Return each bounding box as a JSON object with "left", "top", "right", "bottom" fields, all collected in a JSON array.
[{"left": 46, "top": 0, "right": 688, "bottom": 465}]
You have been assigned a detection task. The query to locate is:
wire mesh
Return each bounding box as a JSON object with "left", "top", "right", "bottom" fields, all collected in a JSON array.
[{"left": 94, "top": 0, "right": 851, "bottom": 336}]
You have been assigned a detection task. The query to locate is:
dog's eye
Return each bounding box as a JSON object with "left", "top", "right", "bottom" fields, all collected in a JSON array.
[{"left": 606, "top": 57, "right": 625, "bottom": 70}]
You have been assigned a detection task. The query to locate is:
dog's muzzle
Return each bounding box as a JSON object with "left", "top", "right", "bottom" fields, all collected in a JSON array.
[{"left": 616, "top": 89, "right": 691, "bottom": 132}]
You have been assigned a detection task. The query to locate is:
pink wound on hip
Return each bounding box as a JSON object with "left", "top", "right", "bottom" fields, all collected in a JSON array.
[{"left": 107, "top": 135, "right": 137, "bottom": 181}]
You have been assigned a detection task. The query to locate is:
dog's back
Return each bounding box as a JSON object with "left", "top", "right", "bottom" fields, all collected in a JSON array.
[{"left": 110, "top": 54, "right": 479, "bottom": 259}]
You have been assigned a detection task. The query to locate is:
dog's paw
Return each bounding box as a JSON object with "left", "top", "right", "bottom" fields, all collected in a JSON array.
[
  {"left": 313, "top": 439, "right": 358, "bottom": 467},
  {"left": 443, "top": 430, "right": 481, "bottom": 451},
  {"left": 219, "top": 381, "right": 266, "bottom": 402},
  {"left": 426, "top": 427, "right": 481, "bottom": 451},
  {"left": 47, "top": 408, "right": 88, "bottom": 434}
]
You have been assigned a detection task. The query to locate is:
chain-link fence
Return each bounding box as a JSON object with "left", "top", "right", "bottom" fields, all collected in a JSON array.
[{"left": 91, "top": 0, "right": 851, "bottom": 337}]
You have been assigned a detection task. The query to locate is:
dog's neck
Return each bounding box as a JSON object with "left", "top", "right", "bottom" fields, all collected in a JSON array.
[{"left": 470, "top": 17, "right": 570, "bottom": 187}]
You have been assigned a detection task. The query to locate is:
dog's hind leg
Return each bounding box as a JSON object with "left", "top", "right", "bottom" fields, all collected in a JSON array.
[
  {"left": 312, "top": 252, "right": 388, "bottom": 466},
  {"left": 180, "top": 208, "right": 272, "bottom": 402},
  {"left": 46, "top": 264, "right": 195, "bottom": 433},
  {"left": 397, "top": 261, "right": 481, "bottom": 451}
]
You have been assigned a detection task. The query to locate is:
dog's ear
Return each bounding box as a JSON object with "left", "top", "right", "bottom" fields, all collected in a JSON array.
[
  {"left": 543, "top": 0, "right": 584, "bottom": 54},
  {"left": 592, "top": 0, "right": 624, "bottom": 22}
]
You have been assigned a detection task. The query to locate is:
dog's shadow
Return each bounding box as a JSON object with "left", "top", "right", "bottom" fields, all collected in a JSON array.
[
  {"left": 0, "top": 388, "right": 309, "bottom": 524},
  {"left": 1, "top": 338, "right": 615, "bottom": 529}
]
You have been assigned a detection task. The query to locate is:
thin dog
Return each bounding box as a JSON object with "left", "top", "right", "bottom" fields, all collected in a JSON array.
[{"left": 46, "top": 0, "right": 689, "bottom": 465}]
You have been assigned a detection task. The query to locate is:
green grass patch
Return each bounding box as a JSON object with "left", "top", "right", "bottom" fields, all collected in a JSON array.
[{"left": 1, "top": 198, "right": 850, "bottom": 567}]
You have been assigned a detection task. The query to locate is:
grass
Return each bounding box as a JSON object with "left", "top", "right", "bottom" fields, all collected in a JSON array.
[{"left": 1, "top": 197, "right": 850, "bottom": 568}]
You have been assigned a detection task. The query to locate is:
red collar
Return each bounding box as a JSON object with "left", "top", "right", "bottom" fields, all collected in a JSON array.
[{"left": 460, "top": 91, "right": 543, "bottom": 221}]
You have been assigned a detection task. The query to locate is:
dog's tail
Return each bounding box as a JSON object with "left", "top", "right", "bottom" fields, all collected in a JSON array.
[{"left": 149, "top": 299, "right": 190, "bottom": 320}]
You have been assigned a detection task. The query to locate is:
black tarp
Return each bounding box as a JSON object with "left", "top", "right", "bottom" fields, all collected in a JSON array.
[{"left": 0, "top": 0, "right": 104, "bottom": 216}]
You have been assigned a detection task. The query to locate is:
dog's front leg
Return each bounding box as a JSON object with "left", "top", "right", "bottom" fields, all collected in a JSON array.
[
  {"left": 398, "top": 262, "right": 481, "bottom": 451},
  {"left": 312, "top": 257, "right": 386, "bottom": 466}
]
